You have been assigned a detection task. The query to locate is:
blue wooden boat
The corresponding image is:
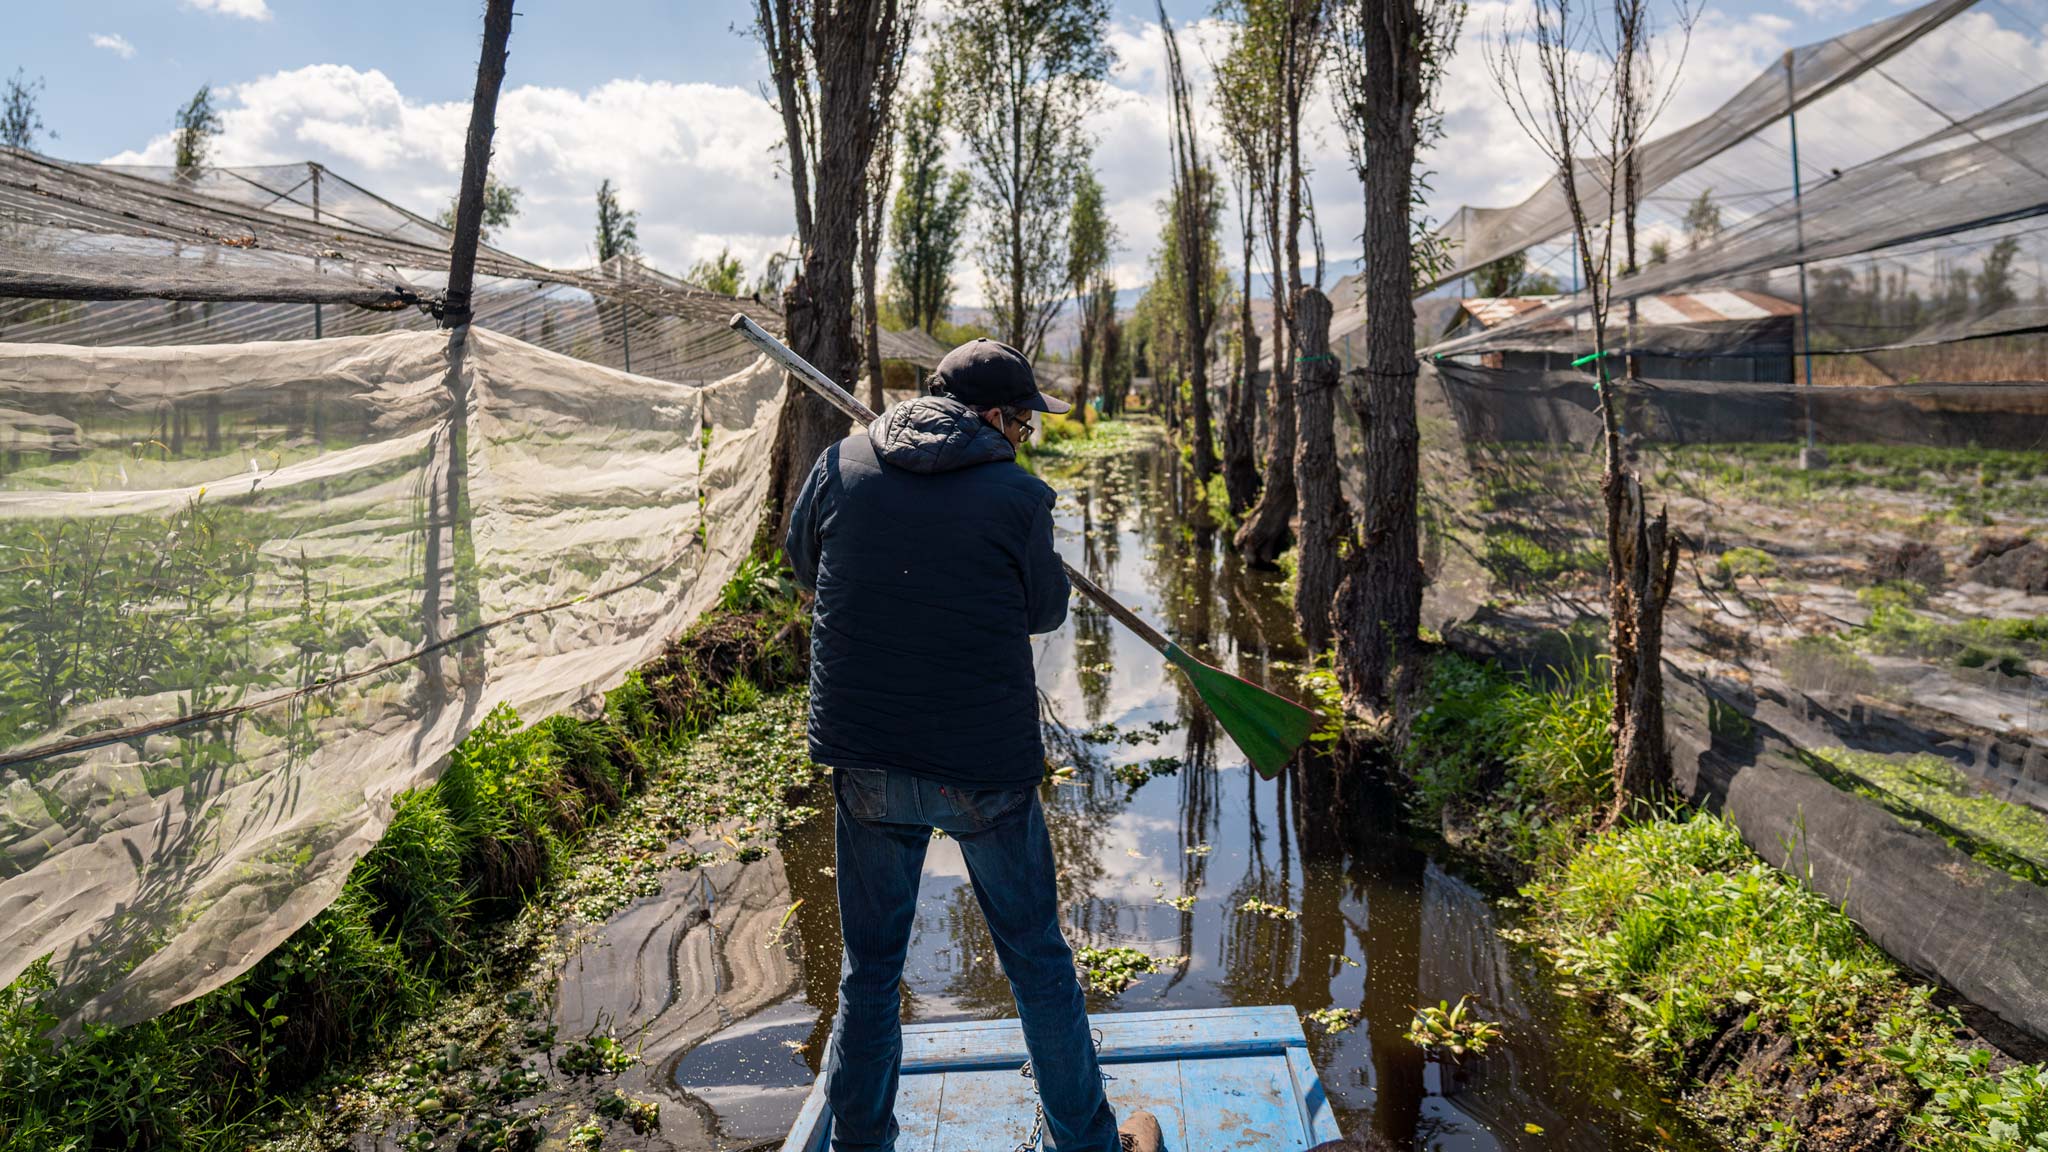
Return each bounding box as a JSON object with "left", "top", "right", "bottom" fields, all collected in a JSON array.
[{"left": 779, "top": 1005, "right": 1345, "bottom": 1150}]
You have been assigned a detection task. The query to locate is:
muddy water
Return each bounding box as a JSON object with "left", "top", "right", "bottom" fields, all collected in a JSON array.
[{"left": 675, "top": 429, "right": 1712, "bottom": 1151}]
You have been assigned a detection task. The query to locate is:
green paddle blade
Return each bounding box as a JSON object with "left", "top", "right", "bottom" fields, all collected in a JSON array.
[{"left": 1162, "top": 643, "right": 1321, "bottom": 780}]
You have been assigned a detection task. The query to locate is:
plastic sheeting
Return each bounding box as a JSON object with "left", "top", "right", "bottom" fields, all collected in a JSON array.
[
  {"left": 0, "top": 326, "right": 785, "bottom": 1025},
  {"left": 1427, "top": 0, "right": 2044, "bottom": 291}
]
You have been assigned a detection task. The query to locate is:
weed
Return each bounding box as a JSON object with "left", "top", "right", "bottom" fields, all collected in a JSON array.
[
  {"left": 1073, "top": 946, "right": 1173, "bottom": 995},
  {"left": 1713, "top": 547, "right": 1776, "bottom": 586},
  {"left": 1305, "top": 1007, "right": 1360, "bottom": 1035},
  {"left": 1807, "top": 747, "right": 2048, "bottom": 886},
  {"left": 558, "top": 1033, "right": 638, "bottom": 1077},
  {"left": 1238, "top": 899, "right": 1298, "bottom": 921},
  {"left": 595, "top": 1089, "right": 661, "bottom": 1134},
  {"left": 1112, "top": 756, "right": 1183, "bottom": 789},
  {"left": 1405, "top": 996, "right": 1502, "bottom": 1056}
]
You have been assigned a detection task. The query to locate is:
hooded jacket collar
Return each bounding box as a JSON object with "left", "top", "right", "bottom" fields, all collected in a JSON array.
[{"left": 867, "top": 395, "right": 1017, "bottom": 475}]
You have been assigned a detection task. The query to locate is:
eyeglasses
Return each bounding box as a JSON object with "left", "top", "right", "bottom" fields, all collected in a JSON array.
[{"left": 1001, "top": 410, "right": 1035, "bottom": 441}]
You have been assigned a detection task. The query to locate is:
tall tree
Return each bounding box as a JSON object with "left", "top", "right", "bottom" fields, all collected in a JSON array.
[
  {"left": 594, "top": 178, "right": 640, "bottom": 262},
  {"left": 859, "top": 21, "right": 916, "bottom": 411},
  {"left": 1489, "top": 0, "right": 1696, "bottom": 820},
  {"left": 1067, "top": 170, "right": 1115, "bottom": 423},
  {"left": 1213, "top": 25, "right": 1277, "bottom": 518},
  {"left": 1159, "top": 3, "right": 1219, "bottom": 481},
  {"left": 754, "top": 0, "right": 917, "bottom": 547},
  {"left": 688, "top": 247, "right": 747, "bottom": 295},
  {"left": 2, "top": 70, "right": 53, "bottom": 151},
  {"left": 887, "top": 71, "right": 973, "bottom": 337},
  {"left": 1472, "top": 249, "right": 1559, "bottom": 297},
  {"left": 593, "top": 178, "right": 642, "bottom": 368},
  {"left": 1328, "top": 0, "right": 1464, "bottom": 704},
  {"left": 1099, "top": 298, "right": 1128, "bottom": 416},
  {"left": 1228, "top": 0, "right": 1330, "bottom": 567},
  {"left": 173, "top": 85, "right": 223, "bottom": 178},
  {"left": 436, "top": 176, "right": 521, "bottom": 242},
  {"left": 943, "top": 0, "right": 1115, "bottom": 360}
]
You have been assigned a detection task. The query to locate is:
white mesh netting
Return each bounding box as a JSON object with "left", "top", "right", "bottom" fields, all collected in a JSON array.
[{"left": 0, "top": 326, "right": 786, "bottom": 1025}]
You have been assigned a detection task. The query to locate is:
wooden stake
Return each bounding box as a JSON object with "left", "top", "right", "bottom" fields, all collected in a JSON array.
[{"left": 443, "top": 0, "right": 515, "bottom": 328}]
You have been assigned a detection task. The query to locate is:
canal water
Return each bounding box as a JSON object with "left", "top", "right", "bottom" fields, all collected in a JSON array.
[{"left": 673, "top": 428, "right": 1711, "bottom": 1151}]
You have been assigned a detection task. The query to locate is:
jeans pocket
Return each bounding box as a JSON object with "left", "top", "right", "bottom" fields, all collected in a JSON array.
[
  {"left": 839, "top": 766, "right": 889, "bottom": 822},
  {"left": 955, "top": 785, "right": 1032, "bottom": 832}
]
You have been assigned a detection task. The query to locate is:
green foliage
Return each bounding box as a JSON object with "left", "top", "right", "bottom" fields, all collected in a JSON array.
[
  {"left": 687, "top": 246, "right": 746, "bottom": 296},
  {"left": 358, "top": 790, "right": 471, "bottom": 970},
  {"left": 1304, "top": 1006, "right": 1360, "bottom": 1035},
  {"left": 1469, "top": 250, "right": 1561, "bottom": 298},
  {"left": 1712, "top": 547, "right": 1776, "bottom": 585},
  {"left": 1854, "top": 598, "right": 2048, "bottom": 678},
  {"left": 594, "top": 178, "right": 639, "bottom": 263},
  {"left": 1808, "top": 747, "right": 2048, "bottom": 886},
  {"left": 717, "top": 551, "right": 800, "bottom": 616},
  {"left": 1537, "top": 813, "right": 1906, "bottom": 1065},
  {"left": 1405, "top": 996, "right": 1502, "bottom": 1056},
  {"left": 0, "top": 600, "right": 811, "bottom": 1151},
  {"left": 435, "top": 176, "right": 522, "bottom": 242},
  {"left": 1481, "top": 527, "right": 1603, "bottom": 592},
  {"left": 595, "top": 1089, "right": 661, "bottom": 1134},
  {"left": 2, "top": 69, "right": 52, "bottom": 151},
  {"left": 1203, "top": 471, "right": 1237, "bottom": 534},
  {"left": 1882, "top": 1014, "right": 2048, "bottom": 1151},
  {"left": 1073, "top": 946, "right": 1171, "bottom": 995},
  {"left": 1401, "top": 652, "right": 1612, "bottom": 868},
  {"left": 173, "top": 85, "right": 221, "bottom": 173},
  {"left": 557, "top": 1033, "right": 638, "bottom": 1077},
  {"left": 940, "top": 0, "right": 1113, "bottom": 356},
  {"left": 889, "top": 66, "right": 974, "bottom": 334}
]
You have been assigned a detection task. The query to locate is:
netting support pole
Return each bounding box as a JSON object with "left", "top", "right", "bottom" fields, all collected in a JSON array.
[
  {"left": 1786, "top": 51, "right": 1816, "bottom": 449},
  {"left": 442, "top": 0, "right": 516, "bottom": 329},
  {"left": 310, "top": 162, "right": 324, "bottom": 339}
]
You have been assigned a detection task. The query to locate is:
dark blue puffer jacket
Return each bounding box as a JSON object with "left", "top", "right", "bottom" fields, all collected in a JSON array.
[{"left": 784, "top": 395, "right": 1069, "bottom": 788}]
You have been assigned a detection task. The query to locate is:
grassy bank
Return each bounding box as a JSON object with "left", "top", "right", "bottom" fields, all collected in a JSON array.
[
  {"left": 0, "top": 563, "right": 808, "bottom": 1152},
  {"left": 1404, "top": 648, "right": 2048, "bottom": 1152}
]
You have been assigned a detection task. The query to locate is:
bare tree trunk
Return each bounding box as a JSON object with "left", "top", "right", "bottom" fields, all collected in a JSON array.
[
  {"left": 1291, "top": 288, "right": 1341, "bottom": 651},
  {"left": 1606, "top": 474, "right": 1679, "bottom": 823},
  {"left": 1224, "top": 325, "right": 1261, "bottom": 514},
  {"left": 441, "top": 0, "right": 515, "bottom": 329},
  {"left": 1334, "top": 0, "right": 1426, "bottom": 713},
  {"left": 1076, "top": 309, "right": 1095, "bottom": 419},
  {"left": 756, "top": 0, "right": 907, "bottom": 551},
  {"left": 861, "top": 153, "right": 889, "bottom": 411},
  {"left": 1234, "top": 202, "right": 1295, "bottom": 565}
]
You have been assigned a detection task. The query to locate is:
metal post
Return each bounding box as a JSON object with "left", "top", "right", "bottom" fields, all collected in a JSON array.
[
  {"left": 310, "top": 162, "right": 324, "bottom": 339},
  {"left": 1787, "top": 51, "right": 1818, "bottom": 455}
]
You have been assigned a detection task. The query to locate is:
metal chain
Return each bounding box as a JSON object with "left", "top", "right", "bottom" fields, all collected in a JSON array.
[{"left": 1010, "top": 1031, "right": 1110, "bottom": 1152}]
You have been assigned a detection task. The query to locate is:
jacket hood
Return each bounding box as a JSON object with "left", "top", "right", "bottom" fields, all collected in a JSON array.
[{"left": 868, "top": 395, "right": 1017, "bottom": 474}]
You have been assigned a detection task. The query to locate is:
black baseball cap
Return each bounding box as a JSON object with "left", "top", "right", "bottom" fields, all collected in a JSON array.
[{"left": 933, "top": 338, "right": 1071, "bottom": 414}]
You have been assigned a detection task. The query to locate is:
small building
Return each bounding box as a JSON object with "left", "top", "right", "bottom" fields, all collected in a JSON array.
[{"left": 1440, "top": 291, "right": 1802, "bottom": 383}]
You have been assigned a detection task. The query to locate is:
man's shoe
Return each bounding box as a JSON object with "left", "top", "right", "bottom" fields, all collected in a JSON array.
[{"left": 1118, "top": 1109, "right": 1164, "bottom": 1152}]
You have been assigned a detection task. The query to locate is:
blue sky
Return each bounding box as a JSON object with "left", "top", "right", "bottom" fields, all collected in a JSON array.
[{"left": 11, "top": 1, "right": 1912, "bottom": 298}]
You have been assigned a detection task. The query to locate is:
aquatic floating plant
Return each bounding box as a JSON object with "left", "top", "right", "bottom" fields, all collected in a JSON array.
[{"left": 1405, "top": 996, "right": 1502, "bottom": 1056}]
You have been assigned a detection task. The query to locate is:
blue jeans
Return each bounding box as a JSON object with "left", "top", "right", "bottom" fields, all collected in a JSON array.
[{"left": 823, "top": 766, "right": 1118, "bottom": 1152}]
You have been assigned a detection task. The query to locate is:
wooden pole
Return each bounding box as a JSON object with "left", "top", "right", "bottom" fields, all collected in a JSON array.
[{"left": 443, "top": 0, "right": 515, "bottom": 328}]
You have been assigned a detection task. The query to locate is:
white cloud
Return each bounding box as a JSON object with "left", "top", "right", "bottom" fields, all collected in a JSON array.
[
  {"left": 86, "top": 3, "right": 1867, "bottom": 311},
  {"left": 182, "top": 0, "right": 273, "bottom": 21},
  {"left": 90, "top": 33, "right": 137, "bottom": 59},
  {"left": 1789, "top": 0, "right": 1865, "bottom": 16},
  {"left": 101, "top": 64, "right": 795, "bottom": 277}
]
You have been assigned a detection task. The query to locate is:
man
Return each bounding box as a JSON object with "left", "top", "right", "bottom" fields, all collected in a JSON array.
[{"left": 785, "top": 339, "right": 1163, "bottom": 1152}]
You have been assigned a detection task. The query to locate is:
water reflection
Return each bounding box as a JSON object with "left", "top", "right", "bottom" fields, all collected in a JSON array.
[{"left": 701, "top": 430, "right": 1711, "bottom": 1151}]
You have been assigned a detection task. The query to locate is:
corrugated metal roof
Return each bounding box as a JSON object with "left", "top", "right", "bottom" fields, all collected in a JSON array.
[{"left": 1459, "top": 290, "right": 1799, "bottom": 332}]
